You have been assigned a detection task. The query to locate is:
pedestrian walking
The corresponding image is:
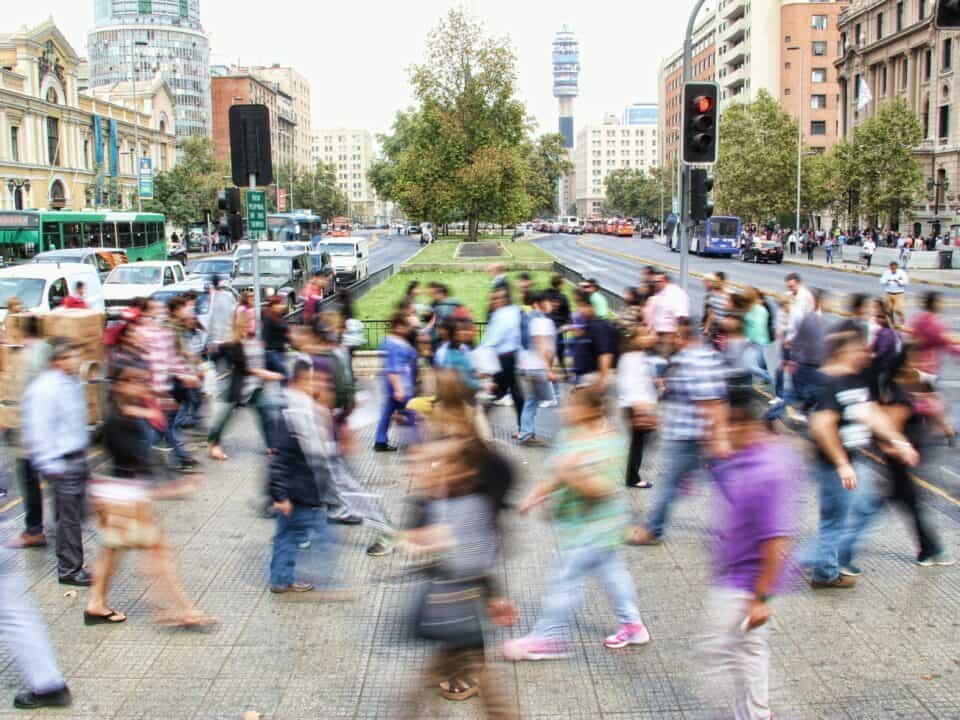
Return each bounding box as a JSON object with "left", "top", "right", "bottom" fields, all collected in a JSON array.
[
  {"left": 262, "top": 295, "right": 290, "bottom": 378},
  {"left": 701, "top": 373, "right": 797, "bottom": 720},
  {"left": 808, "top": 321, "right": 919, "bottom": 589},
  {"left": 617, "top": 328, "right": 658, "bottom": 488},
  {"left": 481, "top": 288, "right": 525, "bottom": 432},
  {"left": 543, "top": 274, "right": 572, "bottom": 376},
  {"left": 824, "top": 234, "right": 835, "bottom": 264},
  {"left": 517, "top": 292, "right": 557, "bottom": 444},
  {"left": 373, "top": 311, "right": 418, "bottom": 452},
  {"left": 503, "top": 382, "right": 651, "bottom": 660},
  {"left": 741, "top": 287, "right": 775, "bottom": 393},
  {"left": 862, "top": 236, "right": 876, "bottom": 268},
  {"left": 20, "top": 338, "right": 91, "bottom": 586},
  {"left": 879, "top": 261, "right": 908, "bottom": 326},
  {"left": 570, "top": 289, "right": 617, "bottom": 393}
]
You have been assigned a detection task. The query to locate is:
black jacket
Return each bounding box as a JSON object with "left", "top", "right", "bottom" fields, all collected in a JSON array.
[{"left": 269, "top": 406, "right": 329, "bottom": 507}]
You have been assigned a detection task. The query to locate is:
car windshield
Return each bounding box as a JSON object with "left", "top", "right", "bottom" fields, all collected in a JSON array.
[
  {"left": 322, "top": 243, "right": 357, "bottom": 257},
  {"left": 188, "top": 259, "right": 232, "bottom": 275},
  {"left": 107, "top": 266, "right": 161, "bottom": 284},
  {"left": 0, "top": 278, "right": 45, "bottom": 308},
  {"left": 235, "top": 257, "right": 292, "bottom": 275}
]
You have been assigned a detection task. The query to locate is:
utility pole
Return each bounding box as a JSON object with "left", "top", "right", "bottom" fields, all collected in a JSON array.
[{"left": 130, "top": 39, "right": 147, "bottom": 212}]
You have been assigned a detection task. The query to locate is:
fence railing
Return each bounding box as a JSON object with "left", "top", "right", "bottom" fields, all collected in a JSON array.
[
  {"left": 359, "top": 320, "right": 488, "bottom": 350},
  {"left": 287, "top": 264, "right": 395, "bottom": 324},
  {"left": 551, "top": 261, "right": 627, "bottom": 313}
]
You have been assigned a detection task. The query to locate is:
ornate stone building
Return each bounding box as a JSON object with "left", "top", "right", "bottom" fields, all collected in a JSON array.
[{"left": 0, "top": 19, "right": 176, "bottom": 211}]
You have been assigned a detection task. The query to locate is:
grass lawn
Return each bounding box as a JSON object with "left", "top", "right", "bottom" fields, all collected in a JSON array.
[
  {"left": 405, "top": 238, "right": 555, "bottom": 265},
  {"left": 354, "top": 269, "right": 559, "bottom": 321}
]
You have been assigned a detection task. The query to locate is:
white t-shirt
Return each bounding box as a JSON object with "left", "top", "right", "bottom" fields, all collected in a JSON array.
[
  {"left": 519, "top": 314, "right": 557, "bottom": 371},
  {"left": 653, "top": 283, "right": 690, "bottom": 334},
  {"left": 616, "top": 351, "right": 658, "bottom": 408}
]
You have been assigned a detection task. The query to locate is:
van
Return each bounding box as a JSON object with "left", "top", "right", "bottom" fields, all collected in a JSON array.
[
  {"left": 318, "top": 237, "right": 369, "bottom": 284},
  {"left": 0, "top": 262, "right": 104, "bottom": 322}
]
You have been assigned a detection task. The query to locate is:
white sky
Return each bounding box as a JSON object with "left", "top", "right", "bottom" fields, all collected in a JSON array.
[{"left": 11, "top": 1, "right": 701, "bottom": 139}]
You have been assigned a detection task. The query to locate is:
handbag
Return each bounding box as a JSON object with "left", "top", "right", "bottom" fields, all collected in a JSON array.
[{"left": 414, "top": 574, "right": 485, "bottom": 646}]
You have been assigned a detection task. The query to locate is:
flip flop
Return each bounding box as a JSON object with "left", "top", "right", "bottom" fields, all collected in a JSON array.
[
  {"left": 83, "top": 609, "right": 127, "bottom": 625},
  {"left": 440, "top": 676, "right": 480, "bottom": 701},
  {"left": 157, "top": 612, "right": 218, "bottom": 630}
]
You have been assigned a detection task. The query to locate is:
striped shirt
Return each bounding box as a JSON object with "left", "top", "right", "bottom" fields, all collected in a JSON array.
[{"left": 660, "top": 346, "right": 728, "bottom": 442}]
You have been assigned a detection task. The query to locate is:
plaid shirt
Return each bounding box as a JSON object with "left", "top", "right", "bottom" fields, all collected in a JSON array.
[
  {"left": 139, "top": 321, "right": 192, "bottom": 398},
  {"left": 660, "top": 345, "right": 728, "bottom": 442}
]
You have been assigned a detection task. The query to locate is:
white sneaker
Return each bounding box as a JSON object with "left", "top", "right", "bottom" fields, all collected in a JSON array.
[
  {"left": 539, "top": 400, "right": 558, "bottom": 408},
  {"left": 768, "top": 397, "right": 784, "bottom": 406},
  {"left": 494, "top": 396, "right": 514, "bottom": 407}
]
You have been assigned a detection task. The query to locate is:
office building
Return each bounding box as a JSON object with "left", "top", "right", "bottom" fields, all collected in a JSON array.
[
  {"left": 1, "top": 19, "right": 176, "bottom": 211},
  {"left": 836, "top": 0, "right": 960, "bottom": 235},
  {"left": 314, "top": 128, "right": 378, "bottom": 220},
  {"left": 210, "top": 73, "right": 278, "bottom": 167},
  {"left": 574, "top": 113, "right": 658, "bottom": 218},
  {"left": 87, "top": 0, "right": 211, "bottom": 142},
  {"left": 232, "top": 65, "right": 312, "bottom": 169}
]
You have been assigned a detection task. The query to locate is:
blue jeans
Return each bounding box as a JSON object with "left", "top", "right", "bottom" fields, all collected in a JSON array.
[
  {"left": 646, "top": 439, "right": 704, "bottom": 539},
  {"left": 268, "top": 505, "right": 337, "bottom": 588},
  {"left": 519, "top": 371, "right": 553, "bottom": 440},
  {"left": 812, "top": 456, "right": 877, "bottom": 582},
  {"left": 825, "top": 247, "right": 833, "bottom": 264},
  {"left": 375, "top": 394, "right": 414, "bottom": 445},
  {"left": 174, "top": 388, "right": 201, "bottom": 428},
  {"left": 743, "top": 344, "right": 773, "bottom": 390},
  {"left": 531, "top": 545, "right": 641, "bottom": 641},
  {"left": 153, "top": 411, "right": 191, "bottom": 463},
  {"left": 265, "top": 350, "right": 287, "bottom": 379}
]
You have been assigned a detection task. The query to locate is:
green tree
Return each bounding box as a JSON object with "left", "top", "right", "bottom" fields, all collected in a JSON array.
[
  {"left": 143, "top": 137, "right": 228, "bottom": 230},
  {"left": 603, "top": 168, "right": 660, "bottom": 220},
  {"left": 524, "top": 133, "right": 572, "bottom": 218},
  {"left": 714, "top": 90, "right": 799, "bottom": 224},
  {"left": 271, "top": 161, "right": 349, "bottom": 219}
]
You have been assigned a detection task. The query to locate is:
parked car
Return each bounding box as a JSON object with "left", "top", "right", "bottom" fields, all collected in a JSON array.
[
  {"left": 33, "top": 248, "right": 118, "bottom": 280},
  {"left": 740, "top": 238, "right": 784, "bottom": 264},
  {"left": 231, "top": 251, "right": 309, "bottom": 312},
  {"left": 0, "top": 262, "right": 105, "bottom": 322},
  {"left": 406, "top": 225, "right": 422, "bottom": 235},
  {"left": 185, "top": 257, "right": 235, "bottom": 282},
  {"left": 102, "top": 260, "right": 185, "bottom": 318},
  {"left": 639, "top": 226, "right": 656, "bottom": 239}
]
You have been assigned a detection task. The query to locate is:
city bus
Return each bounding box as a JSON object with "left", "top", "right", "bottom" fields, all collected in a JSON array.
[
  {"left": 0, "top": 210, "right": 167, "bottom": 264},
  {"left": 266, "top": 212, "right": 324, "bottom": 244},
  {"left": 688, "top": 215, "right": 742, "bottom": 257},
  {"left": 330, "top": 216, "right": 351, "bottom": 237}
]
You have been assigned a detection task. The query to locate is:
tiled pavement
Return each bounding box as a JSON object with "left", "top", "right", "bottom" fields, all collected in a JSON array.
[{"left": 0, "top": 383, "right": 958, "bottom": 720}]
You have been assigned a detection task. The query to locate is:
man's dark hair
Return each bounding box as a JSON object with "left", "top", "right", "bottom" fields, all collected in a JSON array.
[
  {"left": 586, "top": 278, "right": 598, "bottom": 287},
  {"left": 550, "top": 273, "right": 564, "bottom": 290},
  {"left": 714, "top": 271, "right": 726, "bottom": 283},
  {"left": 923, "top": 290, "right": 941, "bottom": 313},
  {"left": 785, "top": 272, "right": 801, "bottom": 283},
  {"left": 518, "top": 272, "right": 532, "bottom": 282},
  {"left": 290, "top": 359, "right": 313, "bottom": 383},
  {"left": 573, "top": 288, "right": 592, "bottom": 306},
  {"left": 676, "top": 316, "right": 695, "bottom": 339},
  {"left": 167, "top": 295, "right": 188, "bottom": 314},
  {"left": 848, "top": 293, "right": 868, "bottom": 315},
  {"left": 75, "top": 281, "right": 85, "bottom": 291},
  {"left": 825, "top": 319, "right": 867, "bottom": 358},
  {"left": 22, "top": 314, "right": 42, "bottom": 338},
  {"left": 390, "top": 311, "right": 408, "bottom": 331}
]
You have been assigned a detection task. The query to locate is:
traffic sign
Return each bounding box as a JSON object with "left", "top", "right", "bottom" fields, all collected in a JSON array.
[
  {"left": 277, "top": 188, "right": 286, "bottom": 212},
  {"left": 247, "top": 189, "right": 267, "bottom": 237},
  {"left": 138, "top": 157, "right": 154, "bottom": 199}
]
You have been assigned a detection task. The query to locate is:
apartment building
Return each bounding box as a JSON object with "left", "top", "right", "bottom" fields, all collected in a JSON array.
[
  {"left": 234, "top": 65, "right": 312, "bottom": 169},
  {"left": 837, "top": 0, "right": 960, "bottom": 235},
  {"left": 314, "top": 128, "right": 377, "bottom": 220},
  {"left": 574, "top": 114, "right": 658, "bottom": 219},
  {"left": 210, "top": 73, "right": 278, "bottom": 167}
]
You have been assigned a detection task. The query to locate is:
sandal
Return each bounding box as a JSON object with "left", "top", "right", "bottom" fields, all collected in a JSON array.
[
  {"left": 439, "top": 676, "right": 480, "bottom": 701},
  {"left": 207, "top": 445, "right": 228, "bottom": 461},
  {"left": 157, "top": 611, "right": 218, "bottom": 630},
  {"left": 83, "top": 609, "right": 127, "bottom": 625}
]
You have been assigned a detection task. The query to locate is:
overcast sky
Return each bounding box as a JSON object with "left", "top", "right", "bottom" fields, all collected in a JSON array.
[{"left": 12, "top": 1, "right": 700, "bottom": 139}]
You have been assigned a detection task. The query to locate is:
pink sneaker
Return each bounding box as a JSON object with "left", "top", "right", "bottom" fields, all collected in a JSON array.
[
  {"left": 502, "top": 635, "right": 572, "bottom": 661},
  {"left": 603, "top": 622, "right": 651, "bottom": 649}
]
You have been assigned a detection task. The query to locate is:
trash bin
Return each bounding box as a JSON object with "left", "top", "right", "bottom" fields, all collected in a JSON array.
[{"left": 938, "top": 250, "right": 954, "bottom": 269}]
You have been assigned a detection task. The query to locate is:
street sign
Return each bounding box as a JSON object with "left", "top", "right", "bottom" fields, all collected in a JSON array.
[
  {"left": 277, "top": 188, "right": 286, "bottom": 212},
  {"left": 672, "top": 197, "right": 679, "bottom": 214},
  {"left": 138, "top": 157, "right": 154, "bottom": 199},
  {"left": 247, "top": 189, "right": 267, "bottom": 237}
]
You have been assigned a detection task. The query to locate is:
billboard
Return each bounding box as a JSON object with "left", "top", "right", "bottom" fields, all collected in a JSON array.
[{"left": 624, "top": 104, "right": 658, "bottom": 126}]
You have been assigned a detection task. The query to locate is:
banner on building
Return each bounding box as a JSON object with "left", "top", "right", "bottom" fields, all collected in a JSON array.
[
  {"left": 108, "top": 119, "right": 119, "bottom": 178},
  {"left": 138, "top": 157, "right": 154, "bottom": 200}
]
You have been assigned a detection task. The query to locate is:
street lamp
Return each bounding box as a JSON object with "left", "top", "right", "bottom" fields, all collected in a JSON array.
[
  {"left": 927, "top": 173, "right": 949, "bottom": 238},
  {"left": 787, "top": 46, "right": 804, "bottom": 236},
  {"left": 7, "top": 178, "right": 31, "bottom": 210},
  {"left": 130, "top": 39, "right": 148, "bottom": 212}
]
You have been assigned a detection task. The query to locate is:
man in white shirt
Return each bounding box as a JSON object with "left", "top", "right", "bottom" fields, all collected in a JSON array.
[
  {"left": 517, "top": 293, "right": 557, "bottom": 444},
  {"left": 784, "top": 273, "right": 815, "bottom": 350},
  {"left": 652, "top": 271, "right": 690, "bottom": 337},
  {"left": 879, "top": 261, "right": 908, "bottom": 325}
]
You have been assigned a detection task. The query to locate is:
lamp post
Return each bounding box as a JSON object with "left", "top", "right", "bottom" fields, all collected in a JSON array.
[
  {"left": 787, "top": 46, "right": 804, "bottom": 236},
  {"left": 130, "top": 39, "right": 148, "bottom": 212},
  {"left": 6, "top": 178, "right": 31, "bottom": 210},
  {"left": 927, "top": 173, "right": 949, "bottom": 239}
]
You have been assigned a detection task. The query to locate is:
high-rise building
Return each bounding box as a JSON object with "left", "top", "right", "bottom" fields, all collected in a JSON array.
[
  {"left": 716, "top": 0, "right": 782, "bottom": 108},
  {"left": 574, "top": 113, "right": 658, "bottom": 219},
  {"left": 315, "top": 129, "right": 378, "bottom": 220},
  {"left": 553, "top": 26, "right": 580, "bottom": 216},
  {"left": 232, "top": 65, "right": 311, "bottom": 169},
  {"left": 87, "top": 0, "right": 211, "bottom": 142}
]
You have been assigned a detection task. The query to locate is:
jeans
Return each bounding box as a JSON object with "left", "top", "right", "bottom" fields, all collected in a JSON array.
[
  {"left": 375, "top": 394, "right": 414, "bottom": 445},
  {"left": 265, "top": 350, "right": 287, "bottom": 379},
  {"left": 646, "top": 439, "right": 703, "bottom": 539},
  {"left": 18, "top": 458, "right": 43, "bottom": 536},
  {"left": 519, "top": 371, "right": 553, "bottom": 440},
  {"left": 812, "top": 456, "right": 875, "bottom": 582},
  {"left": 174, "top": 388, "right": 201, "bottom": 429},
  {"left": 531, "top": 545, "right": 641, "bottom": 641},
  {"left": 743, "top": 344, "right": 773, "bottom": 390},
  {"left": 825, "top": 247, "right": 833, "bottom": 264},
  {"left": 268, "top": 505, "right": 337, "bottom": 588},
  {"left": 785, "top": 363, "right": 822, "bottom": 414},
  {"left": 0, "top": 551, "right": 66, "bottom": 694},
  {"left": 48, "top": 469, "right": 88, "bottom": 579},
  {"left": 152, "top": 410, "right": 192, "bottom": 463},
  {"left": 702, "top": 587, "right": 772, "bottom": 720},
  {"left": 492, "top": 352, "right": 524, "bottom": 430},
  {"left": 208, "top": 387, "right": 272, "bottom": 447}
]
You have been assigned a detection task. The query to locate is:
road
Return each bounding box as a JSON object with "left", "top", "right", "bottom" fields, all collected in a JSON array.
[
  {"left": 538, "top": 232, "right": 960, "bottom": 516},
  {"left": 359, "top": 230, "right": 421, "bottom": 272}
]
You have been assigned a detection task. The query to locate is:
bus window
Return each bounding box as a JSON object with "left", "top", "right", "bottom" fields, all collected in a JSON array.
[
  {"left": 63, "top": 223, "right": 83, "bottom": 249},
  {"left": 42, "top": 222, "right": 61, "bottom": 250},
  {"left": 103, "top": 223, "right": 117, "bottom": 248},
  {"left": 117, "top": 223, "right": 132, "bottom": 248},
  {"left": 84, "top": 223, "right": 102, "bottom": 248},
  {"left": 147, "top": 222, "right": 160, "bottom": 246},
  {"left": 133, "top": 223, "right": 147, "bottom": 247}
]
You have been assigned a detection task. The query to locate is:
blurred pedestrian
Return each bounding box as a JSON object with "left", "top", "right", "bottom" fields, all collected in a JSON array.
[
  {"left": 517, "top": 292, "right": 557, "bottom": 444},
  {"left": 543, "top": 274, "right": 572, "bottom": 376},
  {"left": 570, "top": 289, "right": 616, "bottom": 393},
  {"left": 481, "top": 288, "right": 525, "bottom": 433},
  {"left": 374, "top": 312, "right": 418, "bottom": 452},
  {"left": 262, "top": 295, "right": 290, "bottom": 378},
  {"left": 61, "top": 280, "right": 87, "bottom": 309},
  {"left": 617, "top": 328, "right": 657, "bottom": 489}
]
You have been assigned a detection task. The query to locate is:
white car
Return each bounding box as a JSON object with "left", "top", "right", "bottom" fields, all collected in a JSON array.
[
  {"left": 0, "top": 262, "right": 104, "bottom": 323},
  {"left": 317, "top": 237, "right": 370, "bottom": 284},
  {"left": 102, "top": 260, "right": 185, "bottom": 317}
]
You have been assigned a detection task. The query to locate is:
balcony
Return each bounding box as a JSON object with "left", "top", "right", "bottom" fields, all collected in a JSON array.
[
  {"left": 722, "top": 63, "right": 747, "bottom": 90},
  {"left": 721, "top": 0, "right": 746, "bottom": 23},
  {"left": 721, "top": 15, "right": 747, "bottom": 44}
]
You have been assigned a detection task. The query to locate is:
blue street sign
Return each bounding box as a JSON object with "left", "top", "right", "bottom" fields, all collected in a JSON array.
[{"left": 138, "top": 157, "right": 154, "bottom": 199}]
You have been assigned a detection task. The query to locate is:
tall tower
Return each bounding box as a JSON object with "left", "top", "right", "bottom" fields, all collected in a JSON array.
[
  {"left": 553, "top": 27, "right": 579, "bottom": 217},
  {"left": 88, "top": 0, "right": 211, "bottom": 142}
]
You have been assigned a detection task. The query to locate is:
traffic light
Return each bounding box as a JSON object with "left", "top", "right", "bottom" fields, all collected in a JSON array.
[
  {"left": 936, "top": 0, "right": 960, "bottom": 28},
  {"left": 217, "top": 188, "right": 241, "bottom": 213},
  {"left": 681, "top": 82, "right": 719, "bottom": 165},
  {"left": 690, "top": 169, "right": 714, "bottom": 222}
]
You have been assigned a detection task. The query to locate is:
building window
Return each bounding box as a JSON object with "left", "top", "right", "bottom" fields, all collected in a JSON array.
[
  {"left": 923, "top": 100, "right": 930, "bottom": 137},
  {"left": 138, "top": 0, "right": 152, "bottom": 12},
  {"left": 812, "top": 15, "right": 828, "bottom": 30},
  {"left": 813, "top": 41, "right": 827, "bottom": 56},
  {"left": 811, "top": 94, "right": 827, "bottom": 108},
  {"left": 876, "top": 13, "right": 884, "bottom": 40},
  {"left": 46, "top": 117, "right": 60, "bottom": 166},
  {"left": 926, "top": 48, "right": 933, "bottom": 79},
  {"left": 179, "top": 0, "right": 189, "bottom": 17},
  {"left": 812, "top": 68, "right": 827, "bottom": 83},
  {"left": 896, "top": 1, "right": 904, "bottom": 31},
  {"left": 944, "top": 38, "right": 953, "bottom": 71},
  {"left": 919, "top": 0, "right": 927, "bottom": 20},
  {"left": 784, "top": 88, "right": 792, "bottom": 96},
  {"left": 785, "top": 35, "right": 792, "bottom": 43},
  {"left": 902, "top": 57, "right": 910, "bottom": 88},
  {"left": 9, "top": 127, "right": 19, "bottom": 162},
  {"left": 811, "top": 121, "right": 827, "bottom": 135},
  {"left": 940, "top": 104, "right": 950, "bottom": 138}
]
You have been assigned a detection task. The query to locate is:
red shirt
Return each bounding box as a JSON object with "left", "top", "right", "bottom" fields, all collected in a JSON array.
[{"left": 61, "top": 295, "right": 87, "bottom": 309}]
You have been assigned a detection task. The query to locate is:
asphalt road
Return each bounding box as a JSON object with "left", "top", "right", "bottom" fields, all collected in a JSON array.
[
  {"left": 538, "top": 232, "right": 960, "bottom": 515},
  {"left": 359, "top": 230, "right": 422, "bottom": 272}
]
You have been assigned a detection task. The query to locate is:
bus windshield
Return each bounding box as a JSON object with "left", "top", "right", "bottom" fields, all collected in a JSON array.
[
  {"left": 0, "top": 278, "right": 45, "bottom": 308},
  {"left": 107, "top": 266, "right": 161, "bottom": 284},
  {"left": 710, "top": 219, "right": 740, "bottom": 238},
  {"left": 321, "top": 243, "right": 357, "bottom": 256}
]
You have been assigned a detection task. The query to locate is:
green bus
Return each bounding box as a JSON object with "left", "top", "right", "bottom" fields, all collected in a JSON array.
[{"left": 0, "top": 210, "right": 167, "bottom": 264}]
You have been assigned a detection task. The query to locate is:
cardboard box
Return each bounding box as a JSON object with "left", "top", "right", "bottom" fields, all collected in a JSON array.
[{"left": 42, "top": 310, "right": 106, "bottom": 359}]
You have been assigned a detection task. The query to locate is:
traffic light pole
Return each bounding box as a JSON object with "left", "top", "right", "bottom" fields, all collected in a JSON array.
[
  {"left": 679, "top": 0, "right": 710, "bottom": 293},
  {"left": 250, "top": 172, "right": 262, "bottom": 339}
]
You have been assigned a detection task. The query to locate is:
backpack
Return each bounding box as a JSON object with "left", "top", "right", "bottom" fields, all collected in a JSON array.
[{"left": 520, "top": 310, "right": 533, "bottom": 351}]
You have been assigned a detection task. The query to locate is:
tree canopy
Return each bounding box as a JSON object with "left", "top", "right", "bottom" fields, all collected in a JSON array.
[
  {"left": 603, "top": 168, "right": 664, "bottom": 220},
  {"left": 143, "top": 137, "right": 227, "bottom": 230}
]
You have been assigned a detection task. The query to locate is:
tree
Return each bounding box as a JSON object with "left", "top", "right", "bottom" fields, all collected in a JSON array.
[
  {"left": 143, "top": 137, "right": 227, "bottom": 230},
  {"left": 603, "top": 168, "right": 660, "bottom": 220},
  {"left": 271, "top": 161, "right": 348, "bottom": 219},
  {"left": 524, "top": 133, "right": 572, "bottom": 218},
  {"left": 373, "top": 8, "right": 531, "bottom": 240},
  {"left": 714, "top": 90, "right": 799, "bottom": 224}
]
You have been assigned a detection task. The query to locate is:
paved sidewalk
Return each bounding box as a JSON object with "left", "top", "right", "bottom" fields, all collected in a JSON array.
[
  {"left": 780, "top": 253, "right": 960, "bottom": 288},
  {"left": 0, "top": 384, "right": 957, "bottom": 719}
]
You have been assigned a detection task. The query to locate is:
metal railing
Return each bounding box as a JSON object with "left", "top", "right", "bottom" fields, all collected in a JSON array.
[
  {"left": 359, "top": 320, "right": 488, "bottom": 350},
  {"left": 551, "top": 260, "right": 627, "bottom": 313},
  {"left": 286, "top": 264, "right": 395, "bottom": 324}
]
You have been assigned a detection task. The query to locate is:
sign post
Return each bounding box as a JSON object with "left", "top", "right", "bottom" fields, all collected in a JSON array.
[
  {"left": 247, "top": 187, "right": 267, "bottom": 335},
  {"left": 138, "top": 157, "right": 153, "bottom": 200}
]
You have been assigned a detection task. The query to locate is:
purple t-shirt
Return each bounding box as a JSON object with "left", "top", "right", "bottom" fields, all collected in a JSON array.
[{"left": 710, "top": 440, "right": 797, "bottom": 593}]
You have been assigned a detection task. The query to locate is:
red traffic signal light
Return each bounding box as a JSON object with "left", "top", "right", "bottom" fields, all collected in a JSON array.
[
  {"left": 682, "top": 82, "right": 719, "bottom": 165},
  {"left": 692, "top": 95, "right": 714, "bottom": 114}
]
